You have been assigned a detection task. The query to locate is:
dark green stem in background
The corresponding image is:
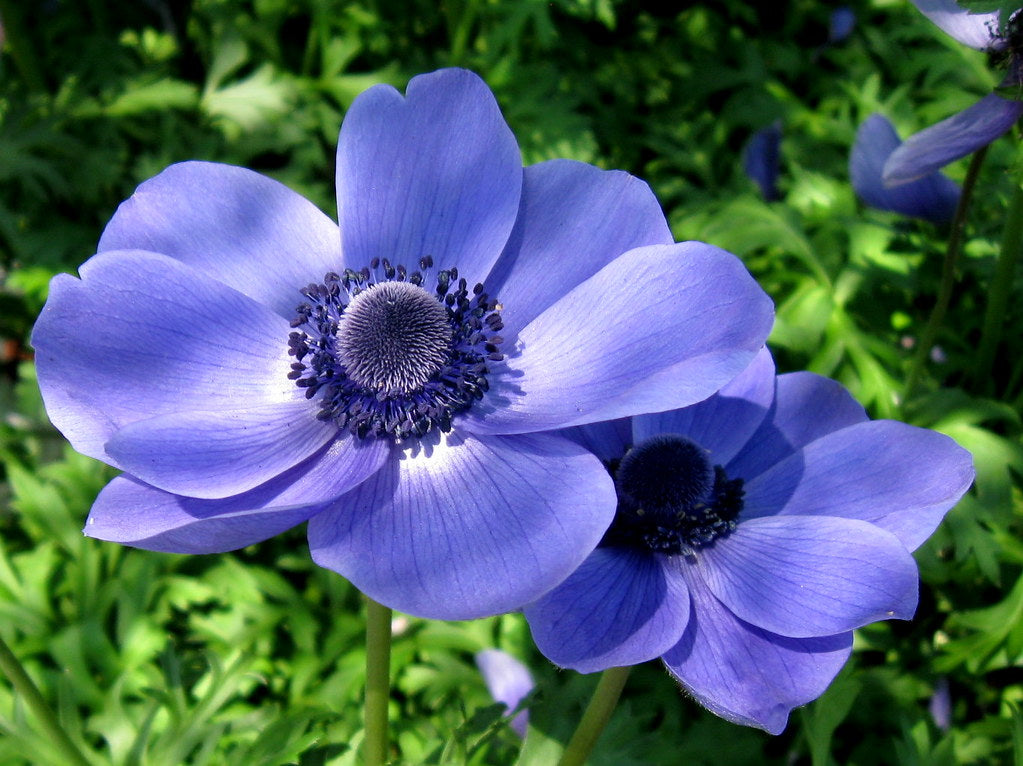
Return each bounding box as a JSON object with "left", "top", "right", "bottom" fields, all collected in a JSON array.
[
  {"left": 973, "top": 175, "right": 1023, "bottom": 392},
  {"left": 0, "top": 0, "right": 47, "bottom": 92},
  {"left": 904, "top": 147, "right": 987, "bottom": 400},
  {"left": 0, "top": 634, "right": 91, "bottom": 766},
  {"left": 364, "top": 596, "right": 393, "bottom": 766},
  {"left": 557, "top": 666, "right": 632, "bottom": 766}
]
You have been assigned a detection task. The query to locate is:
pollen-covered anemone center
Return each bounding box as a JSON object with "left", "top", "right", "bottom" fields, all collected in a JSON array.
[
  {"left": 287, "top": 257, "right": 504, "bottom": 442},
  {"left": 601, "top": 434, "right": 744, "bottom": 556},
  {"left": 336, "top": 281, "right": 451, "bottom": 394}
]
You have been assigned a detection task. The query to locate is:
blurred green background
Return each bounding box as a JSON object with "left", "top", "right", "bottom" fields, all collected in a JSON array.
[{"left": 1, "top": 1, "right": 1022, "bottom": 763}]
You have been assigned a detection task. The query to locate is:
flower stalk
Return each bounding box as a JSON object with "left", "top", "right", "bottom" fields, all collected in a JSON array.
[
  {"left": 904, "top": 147, "right": 987, "bottom": 399},
  {"left": 364, "top": 596, "right": 393, "bottom": 766},
  {"left": 558, "top": 666, "right": 631, "bottom": 766},
  {"left": 0, "top": 634, "right": 91, "bottom": 766},
  {"left": 973, "top": 171, "right": 1023, "bottom": 392}
]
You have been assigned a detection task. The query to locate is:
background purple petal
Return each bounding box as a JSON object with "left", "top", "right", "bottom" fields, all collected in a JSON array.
[
  {"left": 336, "top": 68, "right": 521, "bottom": 284},
  {"left": 96, "top": 162, "right": 341, "bottom": 319},
  {"left": 464, "top": 242, "right": 773, "bottom": 435},
  {"left": 307, "top": 432, "right": 615, "bottom": 620},
  {"left": 32, "top": 250, "right": 298, "bottom": 464},
  {"left": 87, "top": 436, "right": 389, "bottom": 552},
  {"left": 883, "top": 95, "right": 1023, "bottom": 185},
  {"left": 524, "top": 547, "right": 690, "bottom": 673},
  {"left": 743, "top": 420, "right": 974, "bottom": 551},
  {"left": 743, "top": 123, "right": 782, "bottom": 202},
  {"left": 663, "top": 574, "right": 853, "bottom": 735},
  {"left": 695, "top": 516, "right": 919, "bottom": 638},
  {"left": 485, "top": 159, "right": 673, "bottom": 338},
  {"left": 910, "top": 0, "right": 1001, "bottom": 50},
  {"left": 475, "top": 649, "right": 534, "bottom": 737},
  {"left": 850, "top": 114, "right": 960, "bottom": 224}
]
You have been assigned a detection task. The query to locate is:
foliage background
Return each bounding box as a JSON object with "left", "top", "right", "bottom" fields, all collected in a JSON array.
[{"left": 1, "top": 0, "right": 1022, "bottom": 763}]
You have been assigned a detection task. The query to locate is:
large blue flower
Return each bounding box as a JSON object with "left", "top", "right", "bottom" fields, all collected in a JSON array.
[
  {"left": 31, "top": 69, "right": 773, "bottom": 620},
  {"left": 524, "top": 348, "right": 974, "bottom": 733},
  {"left": 884, "top": 0, "right": 1023, "bottom": 185}
]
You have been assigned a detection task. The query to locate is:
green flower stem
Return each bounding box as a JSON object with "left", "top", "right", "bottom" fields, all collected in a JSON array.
[
  {"left": 558, "top": 666, "right": 632, "bottom": 766},
  {"left": 364, "top": 596, "right": 393, "bottom": 766},
  {"left": 0, "top": 634, "right": 91, "bottom": 766},
  {"left": 904, "top": 147, "right": 987, "bottom": 400},
  {"left": 973, "top": 174, "right": 1023, "bottom": 392}
]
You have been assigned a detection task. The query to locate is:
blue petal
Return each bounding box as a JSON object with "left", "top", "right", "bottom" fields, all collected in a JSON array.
[
  {"left": 632, "top": 346, "right": 775, "bottom": 466},
  {"left": 97, "top": 162, "right": 341, "bottom": 319},
  {"left": 86, "top": 436, "right": 389, "bottom": 553},
  {"left": 743, "top": 420, "right": 975, "bottom": 551},
  {"left": 850, "top": 114, "right": 960, "bottom": 224},
  {"left": 695, "top": 515, "right": 919, "bottom": 638},
  {"left": 464, "top": 242, "right": 774, "bottom": 436},
  {"left": 106, "top": 401, "right": 337, "bottom": 499},
  {"left": 743, "top": 123, "right": 782, "bottom": 202},
  {"left": 32, "top": 250, "right": 300, "bottom": 465},
  {"left": 335, "top": 68, "right": 521, "bottom": 286},
  {"left": 663, "top": 574, "right": 852, "bottom": 735},
  {"left": 557, "top": 419, "right": 632, "bottom": 463},
  {"left": 828, "top": 7, "right": 856, "bottom": 44},
  {"left": 475, "top": 650, "right": 534, "bottom": 738},
  {"left": 524, "top": 547, "right": 690, "bottom": 673},
  {"left": 883, "top": 95, "right": 1023, "bottom": 185},
  {"left": 485, "top": 159, "right": 673, "bottom": 339},
  {"left": 307, "top": 432, "right": 616, "bottom": 620},
  {"left": 726, "top": 371, "right": 868, "bottom": 483},
  {"left": 910, "top": 0, "right": 1001, "bottom": 50}
]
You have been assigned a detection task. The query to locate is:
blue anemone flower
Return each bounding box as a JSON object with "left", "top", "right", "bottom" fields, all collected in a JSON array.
[
  {"left": 475, "top": 649, "right": 534, "bottom": 737},
  {"left": 524, "top": 348, "right": 974, "bottom": 733},
  {"left": 851, "top": 114, "right": 961, "bottom": 224},
  {"left": 31, "top": 68, "right": 774, "bottom": 620},
  {"left": 743, "top": 122, "right": 782, "bottom": 202},
  {"left": 884, "top": 0, "right": 1023, "bottom": 185}
]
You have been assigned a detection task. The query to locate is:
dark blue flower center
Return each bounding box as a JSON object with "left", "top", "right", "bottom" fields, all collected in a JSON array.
[
  {"left": 287, "top": 257, "right": 504, "bottom": 441},
  {"left": 601, "top": 434, "right": 744, "bottom": 556}
]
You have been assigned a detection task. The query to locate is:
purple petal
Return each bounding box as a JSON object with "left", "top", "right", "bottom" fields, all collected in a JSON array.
[
  {"left": 829, "top": 7, "right": 856, "bottom": 44},
  {"left": 485, "top": 159, "right": 672, "bottom": 338},
  {"left": 883, "top": 95, "right": 1023, "bottom": 185},
  {"left": 524, "top": 547, "right": 690, "bottom": 673},
  {"left": 663, "top": 574, "right": 852, "bottom": 734},
  {"left": 32, "top": 250, "right": 299, "bottom": 464},
  {"left": 307, "top": 432, "right": 616, "bottom": 620},
  {"left": 695, "top": 515, "right": 919, "bottom": 638},
  {"left": 850, "top": 114, "right": 960, "bottom": 224},
  {"left": 726, "top": 371, "right": 868, "bottom": 483},
  {"left": 96, "top": 162, "right": 341, "bottom": 318},
  {"left": 106, "top": 400, "right": 337, "bottom": 499},
  {"left": 632, "top": 346, "right": 775, "bottom": 466},
  {"left": 743, "top": 123, "right": 782, "bottom": 202},
  {"left": 86, "top": 436, "right": 389, "bottom": 552},
  {"left": 464, "top": 242, "right": 774, "bottom": 436},
  {"left": 336, "top": 68, "right": 521, "bottom": 285},
  {"left": 475, "top": 649, "right": 534, "bottom": 737},
  {"left": 743, "top": 420, "right": 975, "bottom": 551},
  {"left": 910, "top": 0, "right": 1001, "bottom": 50}
]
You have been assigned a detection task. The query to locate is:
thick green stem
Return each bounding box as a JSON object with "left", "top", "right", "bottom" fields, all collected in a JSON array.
[
  {"left": 904, "top": 147, "right": 988, "bottom": 400},
  {"left": 0, "top": 634, "right": 91, "bottom": 766},
  {"left": 364, "top": 596, "right": 393, "bottom": 766},
  {"left": 558, "top": 666, "right": 631, "bottom": 766},
  {"left": 973, "top": 176, "right": 1023, "bottom": 392}
]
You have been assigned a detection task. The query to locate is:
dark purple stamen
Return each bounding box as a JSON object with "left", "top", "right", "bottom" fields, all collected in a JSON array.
[
  {"left": 601, "top": 434, "right": 744, "bottom": 556},
  {"left": 287, "top": 256, "right": 504, "bottom": 441}
]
